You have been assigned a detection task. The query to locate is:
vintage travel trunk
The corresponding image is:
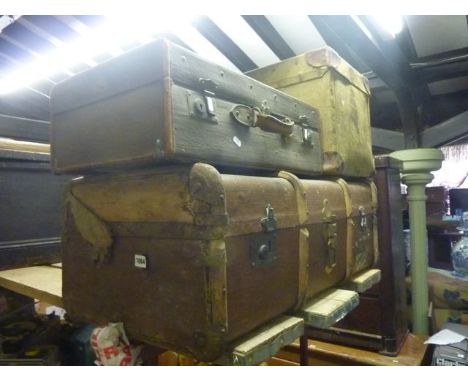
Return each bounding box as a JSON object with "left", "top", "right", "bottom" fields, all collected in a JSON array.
[
  {"left": 50, "top": 39, "right": 321, "bottom": 175},
  {"left": 0, "top": 139, "right": 70, "bottom": 270},
  {"left": 62, "top": 163, "right": 377, "bottom": 361},
  {"left": 248, "top": 46, "right": 374, "bottom": 178}
]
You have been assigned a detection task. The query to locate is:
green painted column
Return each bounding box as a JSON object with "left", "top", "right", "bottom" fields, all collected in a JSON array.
[
  {"left": 390, "top": 149, "right": 444, "bottom": 336},
  {"left": 402, "top": 173, "right": 433, "bottom": 335}
]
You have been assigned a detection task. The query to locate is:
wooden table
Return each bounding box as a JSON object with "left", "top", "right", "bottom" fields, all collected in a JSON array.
[
  {"left": 0, "top": 264, "right": 63, "bottom": 308},
  {"left": 0, "top": 264, "right": 430, "bottom": 366},
  {"left": 268, "top": 333, "right": 430, "bottom": 366}
]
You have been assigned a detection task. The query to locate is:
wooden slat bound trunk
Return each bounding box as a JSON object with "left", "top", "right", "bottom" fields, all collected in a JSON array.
[
  {"left": 62, "top": 163, "right": 377, "bottom": 361},
  {"left": 51, "top": 39, "right": 321, "bottom": 176}
]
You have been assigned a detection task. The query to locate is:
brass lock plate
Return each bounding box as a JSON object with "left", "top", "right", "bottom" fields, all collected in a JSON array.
[
  {"left": 249, "top": 231, "right": 277, "bottom": 267},
  {"left": 185, "top": 90, "right": 218, "bottom": 124}
]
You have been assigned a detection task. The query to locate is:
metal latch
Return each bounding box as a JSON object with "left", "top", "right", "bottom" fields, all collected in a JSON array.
[
  {"left": 250, "top": 204, "right": 278, "bottom": 267},
  {"left": 322, "top": 199, "right": 337, "bottom": 273},
  {"left": 199, "top": 78, "right": 217, "bottom": 117},
  {"left": 186, "top": 91, "right": 218, "bottom": 124},
  {"left": 325, "top": 222, "right": 338, "bottom": 273},
  {"left": 185, "top": 78, "right": 219, "bottom": 123},
  {"left": 359, "top": 206, "right": 368, "bottom": 231},
  {"left": 302, "top": 128, "right": 314, "bottom": 146},
  {"left": 298, "top": 115, "right": 314, "bottom": 146},
  {"left": 261, "top": 204, "right": 277, "bottom": 232}
]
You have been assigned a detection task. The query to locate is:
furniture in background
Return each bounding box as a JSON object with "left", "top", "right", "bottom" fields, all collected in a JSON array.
[
  {"left": 0, "top": 140, "right": 71, "bottom": 271},
  {"left": 271, "top": 334, "right": 430, "bottom": 366},
  {"left": 427, "top": 224, "right": 461, "bottom": 271},
  {"left": 426, "top": 186, "right": 449, "bottom": 219},
  {"left": 449, "top": 188, "right": 468, "bottom": 216},
  {"left": 406, "top": 267, "right": 468, "bottom": 333}
]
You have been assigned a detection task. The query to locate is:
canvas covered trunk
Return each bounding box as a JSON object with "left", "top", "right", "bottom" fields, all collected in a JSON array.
[
  {"left": 62, "top": 163, "right": 378, "bottom": 361},
  {"left": 0, "top": 138, "right": 70, "bottom": 270},
  {"left": 51, "top": 39, "right": 321, "bottom": 176},
  {"left": 248, "top": 46, "right": 374, "bottom": 178}
]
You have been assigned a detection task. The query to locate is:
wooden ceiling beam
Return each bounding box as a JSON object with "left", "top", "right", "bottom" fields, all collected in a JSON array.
[
  {"left": 309, "top": 15, "right": 426, "bottom": 148},
  {"left": 372, "top": 127, "right": 405, "bottom": 152},
  {"left": 413, "top": 58, "right": 468, "bottom": 83},
  {"left": 421, "top": 110, "right": 468, "bottom": 147},
  {"left": 192, "top": 16, "right": 257, "bottom": 72},
  {"left": 242, "top": 15, "right": 295, "bottom": 60}
]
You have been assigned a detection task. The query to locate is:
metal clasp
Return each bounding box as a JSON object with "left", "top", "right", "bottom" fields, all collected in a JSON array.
[
  {"left": 325, "top": 222, "right": 338, "bottom": 273},
  {"left": 199, "top": 78, "right": 217, "bottom": 117},
  {"left": 250, "top": 204, "right": 278, "bottom": 267},
  {"left": 185, "top": 78, "right": 218, "bottom": 122},
  {"left": 186, "top": 89, "right": 218, "bottom": 124},
  {"left": 359, "top": 206, "right": 368, "bottom": 231},
  {"left": 199, "top": 78, "right": 217, "bottom": 93},
  {"left": 204, "top": 91, "right": 216, "bottom": 116},
  {"left": 298, "top": 115, "right": 314, "bottom": 147},
  {"left": 261, "top": 204, "right": 277, "bottom": 232},
  {"left": 322, "top": 199, "right": 337, "bottom": 273},
  {"left": 302, "top": 128, "right": 314, "bottom": 146}
]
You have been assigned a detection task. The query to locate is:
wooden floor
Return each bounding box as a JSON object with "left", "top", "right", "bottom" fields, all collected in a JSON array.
[{"left": 0, "top": 264, "right": 63, "bottom": 307}]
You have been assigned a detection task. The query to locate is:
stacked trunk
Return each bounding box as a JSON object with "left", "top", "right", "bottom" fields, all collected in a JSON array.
[
  {"left": 51, "top": 39, "right": 379, "bottom": 361},
  {"left": 248, "top": 46, "right": 374, "bottom": 179}
]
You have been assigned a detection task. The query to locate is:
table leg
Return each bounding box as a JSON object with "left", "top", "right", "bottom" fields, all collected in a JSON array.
[{"left": 299, "top": 335, "right": 308, "bottom": 366}]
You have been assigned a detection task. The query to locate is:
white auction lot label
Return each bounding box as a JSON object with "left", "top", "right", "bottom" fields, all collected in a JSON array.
[{"left": 134, "top": 254, "right": 147, "bottom": 269}]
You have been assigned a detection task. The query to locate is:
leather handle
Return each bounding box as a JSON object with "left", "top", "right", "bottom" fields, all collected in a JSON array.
[
  {"left": 231, "top": 105, "right": 294, "bottom": 136},
  {"left": 255, "top": 112, "right": 294, "bottom": 136}
]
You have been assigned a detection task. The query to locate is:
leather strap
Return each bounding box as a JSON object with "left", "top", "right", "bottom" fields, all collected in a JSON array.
[
  {"left": 278, "top": 171, "right": 310, "bottom": 310},
  {"left": 335, "top": 178, "right": 354, "bottom": 280},
  {"left": 277, "top": 171, "right": 308, "bottom": 225}
]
